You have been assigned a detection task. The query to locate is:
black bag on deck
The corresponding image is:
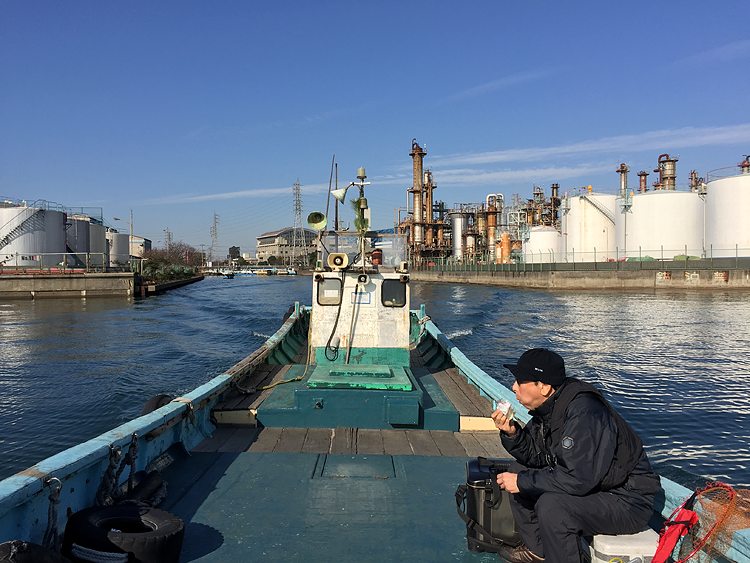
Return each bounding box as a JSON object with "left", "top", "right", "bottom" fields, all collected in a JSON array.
[{"left": 455, "top": 457, "right": 522, "bottom": 553}]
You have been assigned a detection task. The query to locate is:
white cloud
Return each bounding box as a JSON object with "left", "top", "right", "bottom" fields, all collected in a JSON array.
[
  {"left": 145, "top": 182, "right": 331, "bottom": 205},
  {"left": 673, "top": 39, "right": 750, "bottom": 67},
  {"left": 438, "top": 69, "right": 554, "bottom": 104},
  {"left": 431, "top": 124, "right": 750, "bottom": 166}
]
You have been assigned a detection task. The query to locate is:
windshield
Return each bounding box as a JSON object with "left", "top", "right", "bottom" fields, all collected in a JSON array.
[{"left": 320, "top": 233, "right": 406, "bottom": 267}]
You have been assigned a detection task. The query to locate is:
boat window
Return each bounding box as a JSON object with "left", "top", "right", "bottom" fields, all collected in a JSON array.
[
  {"left": 381, "top": 279, "right": 406, "bottom": 307},
  {"left": 317, "top": 278, "right": 343, "bottom": 306}
]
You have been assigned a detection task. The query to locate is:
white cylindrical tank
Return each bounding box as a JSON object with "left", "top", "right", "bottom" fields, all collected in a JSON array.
[
  {"left": 107, "top": 232, "right": 130, "bottom": 268},
  {"left": 89, "top": 223, "right": 107, "bottom": 268},
  {"left": 523, "top": 226, "right": 561, "bottom": 263},
  {"left": 449, "top": 212, "right": 466, "bottom": 259},
  {"left": 563, "top": 193, "right": 617, "bottom": 262},
  {"left": 0, "top": 206, "right": 66, "bottom": 268},
  {"left": 67, "top": 216, "right": 91, "bottom": 266},
  {"left": 615, "top": 191, "right": 704, "bottom": 260},
  {"left": 705, "top": 173, "right": 750, "bottom": 257}
]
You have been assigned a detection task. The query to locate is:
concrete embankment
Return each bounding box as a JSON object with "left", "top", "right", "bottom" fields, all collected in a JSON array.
[
  {"left": 411, "top": 268, "right": 750, "bottom": 290},
  {"left": 0, "top": 273, "right": 205, "bottom": 299}
]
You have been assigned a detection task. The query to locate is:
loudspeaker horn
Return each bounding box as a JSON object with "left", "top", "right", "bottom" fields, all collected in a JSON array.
[
  {"left": 331, "top": 186, "right": 350, "bottom": 203},
  {"left": 307, "top": 212, "right": 328, "bottom": 231}
]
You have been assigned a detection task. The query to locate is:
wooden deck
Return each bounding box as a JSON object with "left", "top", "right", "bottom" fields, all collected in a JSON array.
[{"left": 197, "top": 340, "right": 508, "bottom": 458}]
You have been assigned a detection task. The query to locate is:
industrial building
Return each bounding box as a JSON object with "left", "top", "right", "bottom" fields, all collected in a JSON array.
[
  {"left": 0, "top": 197, "right": 144, "bottom": 271},
  {"left": 399, "top": 140, "right": 750, "bottom": 265},
  {"left": 255, "top": 227, "right": 317, "bottom": 263}
]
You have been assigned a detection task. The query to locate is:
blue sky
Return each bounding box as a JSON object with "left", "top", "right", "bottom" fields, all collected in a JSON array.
[{"left": 2, "top": 1, "right": 749, "bottom": 257}]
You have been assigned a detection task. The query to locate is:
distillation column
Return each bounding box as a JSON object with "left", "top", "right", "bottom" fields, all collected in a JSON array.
[
  {"left": 409, "top": 140, "right": 427, "bottom": 246},
  {"left": 424, "top": 170, "right": 435, "bottom": 248}
]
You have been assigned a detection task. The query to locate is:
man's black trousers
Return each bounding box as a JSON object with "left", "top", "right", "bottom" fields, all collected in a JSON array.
[{"left": 508, "top": 466, "right": 654, "bottom": 562}]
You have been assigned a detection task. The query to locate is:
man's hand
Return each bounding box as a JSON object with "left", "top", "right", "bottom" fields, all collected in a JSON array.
[
  {"left": 491, "top": 409, "right": 516, "bottom": 436},
  {"left": 496, "top": 472, "right": 519, "bottom": 494}
]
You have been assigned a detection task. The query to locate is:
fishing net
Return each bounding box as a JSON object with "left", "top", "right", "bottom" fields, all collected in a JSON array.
[{"left": 669, "top": 482, "right": 750, "bottom": 562}]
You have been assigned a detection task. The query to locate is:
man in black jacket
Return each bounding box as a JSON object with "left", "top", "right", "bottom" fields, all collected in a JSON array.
[{"left": 491, "top": 348, "right": 660, "bottom": 563}]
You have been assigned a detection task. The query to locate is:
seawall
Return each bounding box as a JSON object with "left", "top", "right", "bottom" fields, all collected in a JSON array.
[
  {"left": 0, "top": 272, "right": 138, "bottom": 299},
  {"left": 411, "top": 268, "right": 750, "bottom": 290}
]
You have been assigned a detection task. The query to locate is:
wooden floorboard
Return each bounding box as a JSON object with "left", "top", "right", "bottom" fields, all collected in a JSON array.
[
  {"left": 218, "top": 427, "right": 261, "bottom": 453},
  {"left": 191, "top": 427, "right": 236, "bottom": 453},
  {"left": 301, "top": 427, "right": 332, "bottom": 454},
  {"left": 274, "top": 427, "right": 308, "bottom": 452},
  {"left": 381, "top": 429, "right": 412, "bottom": 455},
  {"left": 356, "top": 429, "right": 385, "bottom": 455},
  {"left": 471, "top": 431, "right": 511, "bottom": 458},
  {"left": 405, "top": 430, "right": 441, "bottom": 456},
  {"left": 432, "top": 368, "right": 483, "bottom": 417},
  {"left": 245, "top": 427, "right": 283, "bottom": 452},
  {"left": 330, "top": 426, "right": 355, "bottom": 454},
  {"left": 454, "top": 432, "right": 490, "bottom": 458},
  {"left": 430, "top": 430, "right": 469, "bottom": 457}
]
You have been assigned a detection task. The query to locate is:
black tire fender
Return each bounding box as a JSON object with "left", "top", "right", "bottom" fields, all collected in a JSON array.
[
  {"left": 140, "top": 394, "right": 172, "bottom": 416},
  {"left": 62, "top": 505, "right": 184, "bottom": 563},
  {"left": 0, "top": 541, "right": 72, "bottom": 562}
]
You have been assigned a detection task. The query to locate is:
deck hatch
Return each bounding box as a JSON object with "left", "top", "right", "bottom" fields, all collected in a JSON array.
[
  {"left": 319, "top": 454, "right": 396, "bottom": 479},
  {"left": 307, "top": 365, "right": 412, "bottom": 391}
]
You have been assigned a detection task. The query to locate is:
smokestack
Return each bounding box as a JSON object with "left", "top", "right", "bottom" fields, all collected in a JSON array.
[
  {"left": 616, "top": 164, "right": 629, "bottom": 197},
  {"left": 637, "top": 170, "right": 649, "bottom": 193}
]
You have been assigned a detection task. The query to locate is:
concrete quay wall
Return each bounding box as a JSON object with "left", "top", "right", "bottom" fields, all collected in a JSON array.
[
  {"left": 411, "top": 268, "right": 750, "bottom": 290},
  {"left": 0, "top": 272, "right": 138, "bottom": 299}
]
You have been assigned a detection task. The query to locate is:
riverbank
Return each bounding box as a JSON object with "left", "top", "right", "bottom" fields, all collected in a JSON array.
[
  {"left": 0, "top": 272, "right": 204, "bottom": 299},
  {"left": 412, "top": 267, "right": 750, "bottom": 289}
]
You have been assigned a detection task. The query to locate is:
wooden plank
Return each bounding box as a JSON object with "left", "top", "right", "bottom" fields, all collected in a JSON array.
[
  {"left": 218, "top": 427, "right": 261, "bottom": 453},
  {"left": 191, "top": 427, "right": 236, "bottom": 453},
  {"left": 454, "top": 432, "right": 490, "bottom": 458},
  {"left": 470, "top": 432, "right": 511, "bottom": 458},
  {"left": 301, "top": 427, "right": 332, "bottom": 454},
  {"left": 432, "top": 369, "right": 483, "bottom": 417},
  {"left": 444, "top": 368, "right": 494, "bottom": 416},
  {"left": 330, "top": 427, "right": 355, "bottom": 454},
  {"left": 245, "top": 427, "right": 283, "bottom": 452},
  {"left": 381, "top": 429, "right": 412, "bottom": 455},
  {"left": 405, "top": 430, "right": 441, "bottom": 456},
  {"left": 356, "top": 429, "right": 384, "bottom": 455},
  {"left": 274, "top": 427, "right": 308, "bottom": 453},
  {"left": 248, "top": 365, "right": 292, "bottom": 410},
  {"left": 429, "top": 430, "right": 468, "bottom": 458}
]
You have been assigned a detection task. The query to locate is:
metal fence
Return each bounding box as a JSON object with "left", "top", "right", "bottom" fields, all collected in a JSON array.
[
  {"left": 0, "top": 252, "right": 143, "bottom": 274},
  {"left": 414, "top": 246, "right": 750, "bottom": 273}
]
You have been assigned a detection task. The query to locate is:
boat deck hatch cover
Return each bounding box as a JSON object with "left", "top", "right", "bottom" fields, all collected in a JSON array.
[{"left": 307, "top": 364, "right": 412, "bottom": 391}]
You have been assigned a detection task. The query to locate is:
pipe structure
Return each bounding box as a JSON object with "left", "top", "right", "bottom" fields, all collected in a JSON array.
[
  {"left": 654, "top": 153, "right": 678, "bottom": 190},
  {"left": 423, "top": 170, "right": 435, "bottom": 248},
  {"left": 616, "top": 163, "right": 629, "bottom": 197},
  {"left": 638, "top": 170, "right": 649, "bottom": 193},
  {"left": 409, "top": 140, "right": 427, "bottom": 246}
]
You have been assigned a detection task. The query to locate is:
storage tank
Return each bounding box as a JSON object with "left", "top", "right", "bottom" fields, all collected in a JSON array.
[
  {"left": 67, "top": 215, "right": 91, "bottom": 266},
  {"left": 523, "top": 226, "right": 561, "bottom": 263},
  {"left": 89, "top": 223, "right": 107, "bottom": 268},
  {"left": 615, "top": 191, "right": 703, "bottom": 260},
  {"left": 449, "top": 212, "right": 467, "bottom": 260},
  {"left": 107, "top": 231, "right": 131, "bottom": 268},
  {"left": 0, "top": 205, "right": 66, "bottom": 268},
  {"left": 705, "top": 173, "right": 750, "bottom": 257},
  {"left": 563, "top": 193, "right": 617, "bottom": 262}
]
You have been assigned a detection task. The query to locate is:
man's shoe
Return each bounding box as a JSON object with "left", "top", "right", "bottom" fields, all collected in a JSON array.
[{"left": 498, "top": 544, "right": 545, "bottom": 563}]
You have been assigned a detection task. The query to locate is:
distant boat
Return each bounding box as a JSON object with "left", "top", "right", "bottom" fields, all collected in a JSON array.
[{"left": 222, "top": 271, "right": 234, "bottom": 279}]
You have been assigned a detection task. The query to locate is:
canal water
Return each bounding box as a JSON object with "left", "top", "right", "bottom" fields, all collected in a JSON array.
[{"left": 1, "top": 275, "right": 748, "bottom": 487}]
